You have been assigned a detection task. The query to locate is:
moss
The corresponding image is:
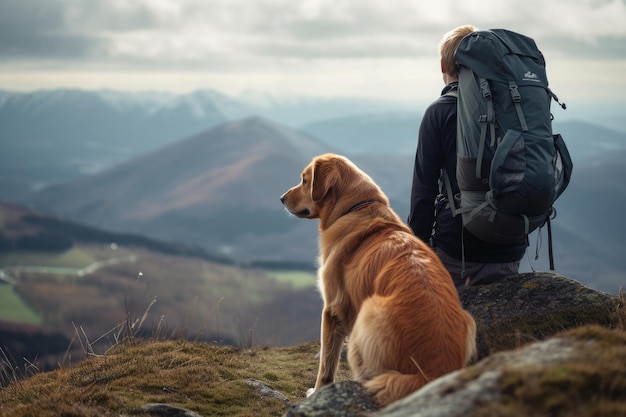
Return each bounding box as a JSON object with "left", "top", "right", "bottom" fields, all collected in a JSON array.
[
  {"left": 478, "top": 326, "right": 626, "bottom": 417},
  {"left": 521, "top": 281, "right": 540, "bottom": 290},
  {"left": 478, "top": 304, "right": 619, "bottom": 357}
]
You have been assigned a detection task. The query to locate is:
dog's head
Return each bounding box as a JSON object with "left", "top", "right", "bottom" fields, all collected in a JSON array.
[{"left": 280, "top": 153, "right": 386, "bottom": 228}]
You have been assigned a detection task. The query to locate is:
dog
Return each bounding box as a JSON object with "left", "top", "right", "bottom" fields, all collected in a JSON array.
[{"left": 280, "top": 153, "right": 476, "bottom": 406}]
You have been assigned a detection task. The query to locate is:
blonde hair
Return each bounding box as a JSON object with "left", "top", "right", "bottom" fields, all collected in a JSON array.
[{"left": 439, "top": 25, "right": 478, "bottom": 76}]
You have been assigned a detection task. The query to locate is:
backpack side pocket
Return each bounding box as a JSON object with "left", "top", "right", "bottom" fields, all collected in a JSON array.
[
  {"left": 553, "top": 133, "right": 573, "bottom": 200},
  {"left": 490, "top": 129, "right": 555, "bottom": 215}
]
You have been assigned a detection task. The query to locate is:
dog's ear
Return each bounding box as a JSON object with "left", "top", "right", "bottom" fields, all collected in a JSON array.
[{"left": 311, "top": 157, "right": 335, "bottom": 202}]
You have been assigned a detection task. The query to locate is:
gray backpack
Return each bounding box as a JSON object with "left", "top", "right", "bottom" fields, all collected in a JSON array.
[{"left": 444, "top": 29, "right": 573, "bottom": 268}]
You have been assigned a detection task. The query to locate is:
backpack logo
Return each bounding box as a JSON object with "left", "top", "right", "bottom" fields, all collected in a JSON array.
[{"left": 523, "top": 71, "right": 541, "bottom": 82}]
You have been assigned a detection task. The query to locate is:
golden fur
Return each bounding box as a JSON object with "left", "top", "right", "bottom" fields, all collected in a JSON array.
[{"left": 280, "top": 153, "right": 476, "bottom": 406}]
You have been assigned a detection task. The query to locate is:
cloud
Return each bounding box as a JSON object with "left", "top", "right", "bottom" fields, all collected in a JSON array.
[
  {"left": 0, "top": 0, "right": 624, "bottom": 100},
  {"left": 2, "top": 0, "right": 624, "bottom": 67},
  {"left": 0, "top": 0, "right": 102, "bottom": 60}
]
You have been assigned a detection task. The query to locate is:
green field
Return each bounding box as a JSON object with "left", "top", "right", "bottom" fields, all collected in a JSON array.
[
  {"left": 265, "top": 270, "right": 317, "bottom": 289},
  {"left": 0, "top": 248, "right": 96, "bottom": 269},
  {"left": 0, "top": 285, "right": 42, "bottom": 325}
]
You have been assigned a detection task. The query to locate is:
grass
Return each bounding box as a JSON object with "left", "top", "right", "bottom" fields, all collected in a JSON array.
[
  {"left": 0, "top": 254, "right": 328, "bottom": 416},
  {"left": 1, "top": 246, "right": 323, "bottom": 366},
  {"left": 0, "top": 339, "right": 351, "bottom": 417},
  {"left": 0, "top": 248, "right": 96, "bottom": 269},
  {"left": 0, "top": 285, "right": 42, "bottom": 324},
  {"left": 265, "top": 270, "right": 317, "bottom": 289},
  {"left": 0, "top": 285, "right": 623, "bottom": 416}
]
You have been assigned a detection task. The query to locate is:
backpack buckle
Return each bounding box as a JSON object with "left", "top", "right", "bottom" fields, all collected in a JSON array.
[
  {"left": 509, "top": 83, "right": 521, "bottom": 103},
  {"left": 480, "top": 80, "right": 491, "bottom": 99}
]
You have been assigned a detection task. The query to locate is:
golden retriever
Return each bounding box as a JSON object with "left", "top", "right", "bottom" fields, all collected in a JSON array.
[{"left": 280, "top": 153, "right": 476, "bottom": 406}]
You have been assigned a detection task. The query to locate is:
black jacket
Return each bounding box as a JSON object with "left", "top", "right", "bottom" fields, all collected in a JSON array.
[{"left": 408, "top": 82, "right": 526, "bottom": 263}]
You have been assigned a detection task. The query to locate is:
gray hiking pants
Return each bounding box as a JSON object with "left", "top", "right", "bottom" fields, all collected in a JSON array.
[{"left": 434, "top": 248, "right": 520, "bottom": 290}]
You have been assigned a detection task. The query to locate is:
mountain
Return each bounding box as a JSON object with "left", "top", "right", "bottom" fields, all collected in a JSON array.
[
  {"left": 4, "top": 87, "right": 626, "bottom": 292},
  {"left": 0, "top": 200, "right": 233, "bottom": 265},
  {"left": 301, "top": 111, "right": 421, "bottom": 155},
  {"left": 552, "top": 120, "right": 626, "bottom": 164},
  {"left": 17, "top": 114, "right": 626, "bottom": 292},
  {"left": 0, "top": 89, "right": 411, "bottom": 199},
  {"left": 550, "top": 148, "right": 626, "bottom": 262},
  {"left": 0, "top": 89, "right": 230, "bottom": 198},
  {"left": 21, "top": 118, "right": 333, "bottom": 262}
]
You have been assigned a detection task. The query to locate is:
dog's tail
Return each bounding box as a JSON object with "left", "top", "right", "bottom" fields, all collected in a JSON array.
[{"left": 364, "top": 371, "right": 430, "bottom": 407}]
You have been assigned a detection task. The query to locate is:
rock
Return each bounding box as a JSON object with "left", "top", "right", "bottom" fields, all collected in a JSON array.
[
  {"left": 284, "top": 380, "right": 377, "bottom": 417},
  {"left": 245, "top": 378, "right": 290, "bottom": 402},
  {"left": 459, "top": 272, "right": 620, "bottom": 359},
  {"left": 376, "top": 325, "right": 626, "bottom": 417},
  {"left": 141, "top": 403, "right": 203, "bottom": 417}
]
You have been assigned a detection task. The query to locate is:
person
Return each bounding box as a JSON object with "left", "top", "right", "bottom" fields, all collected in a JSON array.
[{"left": 407, "top": 25, "right": 526, "bottom": 289}]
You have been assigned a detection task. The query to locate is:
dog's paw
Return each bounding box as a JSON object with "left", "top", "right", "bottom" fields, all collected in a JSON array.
[{"left": 306, "top": 388, "right": 316, "bottom": 397}]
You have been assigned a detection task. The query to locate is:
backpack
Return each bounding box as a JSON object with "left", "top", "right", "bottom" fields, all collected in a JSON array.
[{"left": 443, "top": 29, "right": 573, "bottom": 269}]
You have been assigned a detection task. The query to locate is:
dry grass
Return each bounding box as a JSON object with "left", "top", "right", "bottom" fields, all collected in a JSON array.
[
  {"left": 0, "top": 284, "right": 346, "bottom": 417},
  {"left": 615, "top": 290, "right": 626, "bottom": 331},
  {"left": 1, "top": 290, "right": 624, "bottom": 416},
  {"left": 0, "top": 338, "right": 351, "bottom": 417},
  {"left": 6, "top": 245, "right": 322, "bottom": 363}
]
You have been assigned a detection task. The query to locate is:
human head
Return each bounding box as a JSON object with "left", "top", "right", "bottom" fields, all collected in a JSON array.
[{"left": 439, "top": 25, "right": 477, "bottom": 83}]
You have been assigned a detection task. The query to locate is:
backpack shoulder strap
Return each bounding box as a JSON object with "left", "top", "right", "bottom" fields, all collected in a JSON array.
[
  {"left": 442, "top": 168, "right": 458, "bottom": 215},
  {"left": 442, "top": 88, "right": 458, "bottom": 214}
]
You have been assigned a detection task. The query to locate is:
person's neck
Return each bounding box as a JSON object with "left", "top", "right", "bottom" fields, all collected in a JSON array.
[{"left": 443, "top": 74, "right": 458, "bottom": 85}]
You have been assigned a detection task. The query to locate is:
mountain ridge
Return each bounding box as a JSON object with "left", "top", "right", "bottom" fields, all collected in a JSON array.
[
  {"left": 21, "top": 117, "right": 330, "bottom": 261},
  {"left": 2, "top": 88, "right": 626, "bottom": 292}
]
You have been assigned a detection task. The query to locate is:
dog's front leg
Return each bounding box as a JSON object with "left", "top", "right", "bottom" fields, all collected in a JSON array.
[{"left": 307, "top": 307, "right": 345, "bottom": 397}]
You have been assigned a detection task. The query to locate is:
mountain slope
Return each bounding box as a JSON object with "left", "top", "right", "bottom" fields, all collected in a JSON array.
[
  {"left": 0, "top": 88, "right": 411, "bottom": 199},
  {"left": 301, "top": 111, "right": 421, "bottom": 155},
  {"left": 0, "top": 88, "right": 230, "bottom": 198},
  {"left": 551, "top": 148, "right": 626, "bottom": 262},
  {"left": 22, "top": 117, "right": 333, "bottom": 261},
  {"left": 0, "top": 201, "right": 325, "bottom": 363}
]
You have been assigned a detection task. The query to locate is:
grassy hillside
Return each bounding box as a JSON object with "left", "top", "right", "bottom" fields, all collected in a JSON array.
[
  {"left": 0, "top": 339, "right": 350, "bottom": 417},
  {"left": 0, "top": 201, "right": 322, "bottom": 376},
  {"left": 2, "top": 317, "right": 624, "bottom": 416},
  {"left": 4, "top": 245, "right": 321, "bottom": 346}
]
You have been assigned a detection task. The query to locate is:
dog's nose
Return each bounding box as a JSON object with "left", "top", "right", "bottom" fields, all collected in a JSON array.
[{"left": 280, "top": 195, "right": 286, "bottom": 204}]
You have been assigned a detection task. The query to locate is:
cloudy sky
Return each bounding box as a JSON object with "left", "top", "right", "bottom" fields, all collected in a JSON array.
[{"left": 1, "top": 0, "right": 625, "bottom": 105}]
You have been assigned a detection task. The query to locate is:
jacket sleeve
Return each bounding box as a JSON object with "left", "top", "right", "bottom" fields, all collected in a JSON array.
[{"left": 407, "top": 103, "right": 448, "bottom": 243}]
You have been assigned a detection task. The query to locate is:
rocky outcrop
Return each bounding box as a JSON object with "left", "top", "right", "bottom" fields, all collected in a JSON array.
[
  {"left": 287, "top": 325, "right": 626, "bottom": 417},
  {"left": 377, "top": 325, "right": 626, "bottom": 417},
  {"left": 285, "top": 273, "right": 625, "bottom": 417},
  {"left": 459, "top": 272, "right": 620, "bottom": 359}
]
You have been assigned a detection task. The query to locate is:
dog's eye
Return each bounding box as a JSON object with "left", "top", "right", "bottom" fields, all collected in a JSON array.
[{"left": 302, "top": 178, "right": 307, "bottom": 184}]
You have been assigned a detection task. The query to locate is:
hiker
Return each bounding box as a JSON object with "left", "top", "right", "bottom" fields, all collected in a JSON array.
[{"left": 407, "top": 25, "right": 527, "bottom": 289}]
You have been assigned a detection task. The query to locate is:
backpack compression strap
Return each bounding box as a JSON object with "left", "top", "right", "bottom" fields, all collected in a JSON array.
[
  {"left": 509, "top": 81, "right": 528, "bottom": 132},
  {"left": 477, "top": 79, "right": 496, "bottom": 180}
]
